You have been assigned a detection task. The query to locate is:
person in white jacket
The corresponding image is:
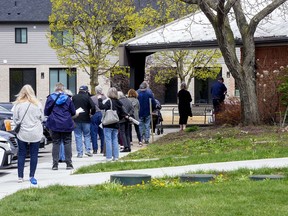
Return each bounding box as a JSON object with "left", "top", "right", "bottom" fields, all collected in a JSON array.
[{"left": 13, "top": 84, "right": 44, "bottom": 185}]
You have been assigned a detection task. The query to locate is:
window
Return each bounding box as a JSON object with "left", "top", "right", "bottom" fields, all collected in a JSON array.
[
  {"left": 51, "top": 30, "right": 73, "bottom": 46},
  {"left": 10, "top": 68, "right": 36, "bottom": 101},
  {"left": 15, "top": 28, "right": 27, "bottom": 43},
  {"left": 49, "top": 68, "right": 76, "bottom": 94}
]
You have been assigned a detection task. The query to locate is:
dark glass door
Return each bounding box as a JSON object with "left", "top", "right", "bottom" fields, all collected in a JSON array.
[
  {"left": 10, "top": 68, "right": 36, "bottom": 102},
  {"left": 164, "top": 77, "right": 177, "bottom": 104}
]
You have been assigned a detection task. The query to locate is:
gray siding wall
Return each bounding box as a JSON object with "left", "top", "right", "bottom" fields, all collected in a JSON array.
[{"left": 0, "top": 23, "right": 60, "bottom": 65}]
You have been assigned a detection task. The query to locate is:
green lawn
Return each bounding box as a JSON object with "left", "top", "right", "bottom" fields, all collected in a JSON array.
[{"left": 0, "top": 168, "right": 287, "bottom": 216}]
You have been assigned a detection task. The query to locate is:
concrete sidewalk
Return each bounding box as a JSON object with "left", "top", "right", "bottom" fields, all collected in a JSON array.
[{"left": 37, "top": 157, "right": 288, "bottom": 188}]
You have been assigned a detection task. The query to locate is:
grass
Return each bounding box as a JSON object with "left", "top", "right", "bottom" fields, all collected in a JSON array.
[
  {"left": 75, "top": 126, "right": 288, "bottom": 174},
  {"left": 1, "top": 126, "right": 288, "bottom": 215},
  {"left": 0, "top": 167, "right": 288, "bottom": 216}
]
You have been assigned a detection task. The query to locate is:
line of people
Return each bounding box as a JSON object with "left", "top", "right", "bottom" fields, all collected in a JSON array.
[{"left": 13, "top": 81, "right": 158, "bottom": 184}]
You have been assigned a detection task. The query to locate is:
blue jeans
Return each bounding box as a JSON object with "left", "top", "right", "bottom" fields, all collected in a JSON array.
[
  {"left": 17, "top": 139, "right": 39, "bottom": 178},
  {"left": 104, "top": 127, "right": 119, "bottom": 160},
  {"left": 90, "top": 112, "right": 105, "bottom": 152},
  {"left": 74, "top": 122, "right": 91, "bottom": 155},
  {"left": 139, "top": 116, "right": 151, "bottom": 142},
  {"left": 59, "top": 142, "right": 65, "bottom": 161}
]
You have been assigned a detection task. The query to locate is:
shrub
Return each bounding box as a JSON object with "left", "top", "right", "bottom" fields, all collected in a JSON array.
[
  {"left": 256, "top": 63, "right": 287, "bottom": 124},
  {"left": 216, "top": 97, "right": 241, "bottom": 126}
]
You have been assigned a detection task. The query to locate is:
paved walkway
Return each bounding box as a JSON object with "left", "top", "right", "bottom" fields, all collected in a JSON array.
[{"left": 1, "top": 128, "right": 288, "bottom": 200}]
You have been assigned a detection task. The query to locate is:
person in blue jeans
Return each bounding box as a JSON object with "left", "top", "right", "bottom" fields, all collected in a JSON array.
[
  {"left": 90, "top": 86, "right": 106, "bottom": 154},
  {"left": 72, "top": 85, "right": 95, "bottom": 158},
  {"left": 98, "top": 87, "right": 128, "bottom": 161},
  {"left": 137, "top": 81, "right": 156, "bottom": 144},
  {"left": 12, "top": 85, "right": 44, "bottom": 185}
]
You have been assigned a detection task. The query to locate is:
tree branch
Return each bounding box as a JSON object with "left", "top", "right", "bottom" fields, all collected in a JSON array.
[
  {"left": 224, "top": 0, "right": 238, "bottom": 15},
  {"left": 233, "top": 0, "right": 249, "bottom": 36},
  {"left": 180, "top": 0, "right": 218, "bottom": 10},
  {"left": 249, "top": 0, "right": 287, "bottom": 34},
  {"left": 179, "top": 0, "right": 198, "bottom": 4}
]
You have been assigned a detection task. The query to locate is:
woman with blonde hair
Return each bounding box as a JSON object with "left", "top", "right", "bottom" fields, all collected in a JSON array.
[{"left": 13, "top": 85, "right": 44, "bottom": 184}]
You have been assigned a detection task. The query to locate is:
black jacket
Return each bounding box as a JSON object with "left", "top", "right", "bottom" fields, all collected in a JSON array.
[
  {"left": 72, "top": 91, "right": 95, "bottom": 123},
  {"left": 177, "top": 89, "right": 192, "bottom": 117}
]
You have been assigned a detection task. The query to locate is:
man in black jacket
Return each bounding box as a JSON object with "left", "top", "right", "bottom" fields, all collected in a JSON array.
[{"left": 72, "top": 85, "right": 95, "bottom": 158}]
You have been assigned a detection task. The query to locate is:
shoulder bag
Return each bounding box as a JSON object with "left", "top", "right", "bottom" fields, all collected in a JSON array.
[
  {"left": 46, "top": 93, "right": 61, "bottom": 135},
  {"left": 102, "top": 99, "right": 119, "bottom": 126},
  {"left": 13, "top": 103, "right": 31, "bottom": 134}
]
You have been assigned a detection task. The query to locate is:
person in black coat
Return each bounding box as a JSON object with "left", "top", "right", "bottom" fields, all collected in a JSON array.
[
  {"left": 98, "top": 87, "right": 128, "bottom": 161},
  {"left": 177, "top": 82, "right": 192, "bottom": 131},
  {"left": 72, "top": 85, "right": 96, "bottom": 158},
  {"left": 118, "top": 91, "right": 133, "bottom": 152}
]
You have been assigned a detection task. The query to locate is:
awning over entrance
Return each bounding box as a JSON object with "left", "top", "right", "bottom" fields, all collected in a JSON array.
[{"left": 119, "top": 9, "right": 288, "bottom": 88}]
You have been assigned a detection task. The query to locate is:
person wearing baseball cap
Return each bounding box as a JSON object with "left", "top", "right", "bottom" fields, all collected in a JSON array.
[{"left": 72, "top": 85, "right": 95, "bottom": 158}]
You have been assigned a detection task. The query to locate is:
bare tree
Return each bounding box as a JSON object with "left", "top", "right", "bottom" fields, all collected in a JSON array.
[
  {"left": 180, "top": 0, "right": 287, "bottom": 125},
  {"left": 151, "top": 49, "right": 222, "bottom": 89}
]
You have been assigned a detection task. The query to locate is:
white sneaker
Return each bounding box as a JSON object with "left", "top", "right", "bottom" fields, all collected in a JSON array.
[
  {"left": 18, "top": 178, "right": 24, "bottom": 183},
  {"left": 85, "top": 152, "right": 93, "bottom": 157},
  {"left": 113, "top": 158, "right": 119, "bottom": 162},
  {"left": 106, "top": 158, "right": 113, "bottom": 162}
]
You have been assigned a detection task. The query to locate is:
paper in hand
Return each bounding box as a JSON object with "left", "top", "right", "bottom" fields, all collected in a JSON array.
[{"left": 76, "top": 107, "right": 85, "bottom": 114}]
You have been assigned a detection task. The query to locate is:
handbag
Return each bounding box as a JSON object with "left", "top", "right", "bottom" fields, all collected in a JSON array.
[
  {"left": 102, "top": 99, "right": 119, "bottom": 126},
  {"left": 13, "top": 103, "right": 31, "bottom": 134},
  {"left": 13, "top": 123, "right": 21, "bottom": 133}
]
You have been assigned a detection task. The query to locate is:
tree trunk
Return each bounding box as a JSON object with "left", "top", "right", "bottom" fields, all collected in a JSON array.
[
  {"left": 239, "top": 34, "right": 260, "bottom": 125},
  {"left": 211, "top": 16, "right": 260, "bottom": 125},
  {"left": 237, "top": 67, "right": 260, "bottom": 125},
  {"left": 220, "top": 44, "right": 260, "bottom": 125},
  {"left": 90, "top": 66, "right": 99, "bottom": 95}
]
